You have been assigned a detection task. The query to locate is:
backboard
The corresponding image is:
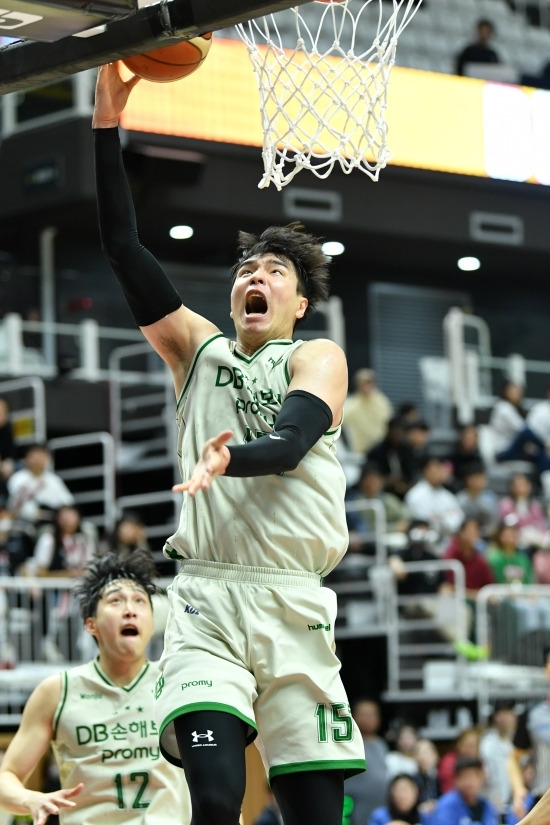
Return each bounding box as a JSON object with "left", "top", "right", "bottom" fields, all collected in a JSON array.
[{"left": 0, "top": 0, "right": 312, "bottom": 93}]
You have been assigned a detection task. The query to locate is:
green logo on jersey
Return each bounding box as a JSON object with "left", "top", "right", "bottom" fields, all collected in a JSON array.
[
  {"left": 181, "top": 679, "right": 212, "bottom": 690},
  {"left": 154, "top": 674, "right": 165, "bottom": 700},
  {"left": 308, "top": 623, "right": 331, "bottom": 631},
  {"left": 102, "top": 745, "right": 160, "bottom": 762},
  {"left": 268, "top": 356, "right": 284, "bottom": 368}
]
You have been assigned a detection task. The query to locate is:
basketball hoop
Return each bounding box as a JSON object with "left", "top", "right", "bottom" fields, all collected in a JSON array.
[{"left": 236, "top": 0, "right": 423, "bottom": 190}]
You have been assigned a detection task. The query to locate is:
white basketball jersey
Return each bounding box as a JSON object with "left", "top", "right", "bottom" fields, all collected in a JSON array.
[
  {"left": 51, "top": 660, "right": 190, "bottom": 824},
  {"left": 164, "top": 334, "right": 348, "bottom": 576}
]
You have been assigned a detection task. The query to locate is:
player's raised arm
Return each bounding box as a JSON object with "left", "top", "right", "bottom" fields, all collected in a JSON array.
[
  {"left": 0, "top": 675, "right": 83, "bottom": 824},
  {"left": 92, "top": 63, "right": 218, "bottom": 395}
]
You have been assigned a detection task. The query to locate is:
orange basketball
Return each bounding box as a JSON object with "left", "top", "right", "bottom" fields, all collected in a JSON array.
[{"left": 122, "top": 33, "right": 212, "bottom": 83}]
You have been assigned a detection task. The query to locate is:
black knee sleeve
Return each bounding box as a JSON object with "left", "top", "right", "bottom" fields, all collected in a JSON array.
[
  {"left": 174, "top": 710, "right": 248, "bottom": 825},
  {"left": 272, "top": 769, "right": 345, "bottom": 825}
]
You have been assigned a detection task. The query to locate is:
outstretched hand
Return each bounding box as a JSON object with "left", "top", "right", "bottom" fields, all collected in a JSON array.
[
  {"left": 92, "top": 62, "right": 141, "bottom": 129},
  {"left": 172, "top": 430, "right": 233, "bottom": 497},
  {"left": 28, "top": 783, "right": 84, "bottom": 825}
]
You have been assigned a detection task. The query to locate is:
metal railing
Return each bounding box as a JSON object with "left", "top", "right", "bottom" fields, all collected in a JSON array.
[
  {"left": 385, "top": 559, "right": 468, "bottom": 697},
  {"left": 48, "top": 431, "right": 117, "bottom": 533},
  {"left": 474, "top": 583, "right": 550, "bottom": 719},
  {"left": 443, "top": 306, "right": 550, "bottom": 425},
  {"left": 0, "top": 313, "right": 143, "bottom": 381}
]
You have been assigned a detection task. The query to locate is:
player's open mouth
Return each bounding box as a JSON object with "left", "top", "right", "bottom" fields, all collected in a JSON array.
[
  {"left": 245, "top": 293, "right": 268, "bottom": 315},
  {"left": 121, "top": 626, "right": 138, "bottom": 636}
]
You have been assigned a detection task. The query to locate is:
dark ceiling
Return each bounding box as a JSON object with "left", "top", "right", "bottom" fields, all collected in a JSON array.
[{"left": 1, "top": 129, "right": 550, "bottom": 290}]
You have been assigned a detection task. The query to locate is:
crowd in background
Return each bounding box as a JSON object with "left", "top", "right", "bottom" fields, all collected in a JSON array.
[
  {"left": 0, "top": 397, "right": 152, "bottom": 666},
  {"left": 340, "top": 371, "right": 550, "bottom": 615}
]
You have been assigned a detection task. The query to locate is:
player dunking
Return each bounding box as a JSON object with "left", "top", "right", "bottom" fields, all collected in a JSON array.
[
  {"left": 92, "top": 63, "right": 365, "bottom": 825},
  {"left": 0, "top": 549, "right": 191, "bottom": 824}
]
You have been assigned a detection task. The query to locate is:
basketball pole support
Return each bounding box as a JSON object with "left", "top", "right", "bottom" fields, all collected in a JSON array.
[{"left": 0, "top": 0, "right": 310, "bottom": 94}]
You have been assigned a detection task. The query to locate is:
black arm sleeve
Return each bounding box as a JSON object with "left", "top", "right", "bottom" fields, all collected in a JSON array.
[
  {"left": 225, "top": 390, "right": 333, "bottom": 477},
  {"left": 93, "top": 127, "right": 183, "bottom": 327}
]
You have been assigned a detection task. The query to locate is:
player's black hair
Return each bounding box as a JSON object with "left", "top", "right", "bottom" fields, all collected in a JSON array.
[
  {"left": 73, "top": 548, "right": 161, "bottom": 622},
  {"left": 229, "top": 221, "right": 331, "bottom": 322}
]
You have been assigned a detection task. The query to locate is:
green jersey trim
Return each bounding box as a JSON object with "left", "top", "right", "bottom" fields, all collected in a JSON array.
[
  {"left": 269, "top": 758, "right": 366, "bottom": 781},
  {"left": 233, "top": 339, "right": 296, "bottom": 365},
  {"left": 92, "top": 660, "right": 151, "bottom": 692},
  {"left": 176, "top": 332, "right": 225, "bottom": 410},
  {"left": 53, "top": 670, "right": 68, "bottom": 739}
]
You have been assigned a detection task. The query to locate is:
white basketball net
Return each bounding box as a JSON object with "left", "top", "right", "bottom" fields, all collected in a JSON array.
[{"left": 236, "top": 0, "right": 423, "bottom": 189}]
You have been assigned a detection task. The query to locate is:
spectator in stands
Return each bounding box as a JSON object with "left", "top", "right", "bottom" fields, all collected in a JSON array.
[
  {"left": 0, "top": 398, "right": 16, "bottom": 499},
  {"left": 443, "top": 518, "right": 494, "bottom": 641},
  {"left": 401, "top": 420, "right": 431, "bottom": 486},
  {"left": 443, "top": 518, "right": 494, "bottom": 593},
  {"left": 386, "top": 723, "right": 420, "bottom": 779},
  {"left": 456, "top": 463, "right": 499, "bottom": 542},
  {"left": 368, "top": 417, "right": 411, "bottom": 499},
  {"left": 498, "top": 473, "right": 549, "bottom": 553},
  {"left": 346, "top": 462, "right": 410, "bottom": 553},
  {"left": 344, "top": 699, "right": 390, "bottom": 825},
  {"left": 447, "top": 426, "right": 485, "bottom": 491},
  {"left": 388, "top": 519, "right": 466, "bottom": 643},
  {"left": 388, "top": 519, "right": 450, "bottom": 610},
  {"left": 397, "top": 402, "right": 421, "bottom": 424},
  {"left": 405, "top": 456, "right": 465, "bottom": 549},
  {"left": 480, "top": 700, "right": 517, "bottom": 820},
  {"left": 109, "top": 511, "right": 150, "bottom": 554},
  {"left": 521, "top": 60, "right": 550, "bottom": 91},
  {"left": 368, "top": 773, "right": 432, "bottom": 825},
  {"left": 432, "top": 756, "right": 499, "bottom": 825},
  {"left": 6, "top": 443, "right": 74, "bottom": 573},
  {"left": 509, "top": 648, "right": 550, "bottom": 821},
  {"left": 343, "top": 368, "right": 393, "bottom": 455},
  {"left": 25, "top": 505, "right": 97, "bottom": 579},
  {"left": 489, "top": 381, "right": 526, "bottom": 459},
  {"left": 413, "top": 738, "right": 441, "bottom": 812},
  {"left": 497, "top": 387, "right": 550, "bottom": 485},
  {"left": 438, "top": 729, "right": 482, "bottom": 795},
  {"left": 487, "top": 519, "right": 533, "bottom": 585},
  {"left": 531, "top": 537, "right": 550, "bottom": 584},
  {"left": 506, "top": 755, "right": 535, "bottom": 825},
  {"left": 456, "top": 19, "right": 501, "bottom": 77},
  {"left": 24, "top": 504, "right": 98, "bottom": 663}
]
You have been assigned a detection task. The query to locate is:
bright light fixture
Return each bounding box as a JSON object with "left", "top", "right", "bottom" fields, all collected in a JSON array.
[
  {"left": 457, "top": 256, "right": 481, "bottom": 271},
  {"left": 322, "top": 241, "right": 345, "bottom": 256},
  {"left": 169, "top": 225, "right": 194, "bottom": 240}
]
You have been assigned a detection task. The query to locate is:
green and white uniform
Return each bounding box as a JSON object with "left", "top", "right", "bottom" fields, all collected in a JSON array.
[
  {"left": 157, "top": 333, "right": 365, "bottom": 781},
  {"left": 52, "top": 659, "right": 191, "bottom": 824}
]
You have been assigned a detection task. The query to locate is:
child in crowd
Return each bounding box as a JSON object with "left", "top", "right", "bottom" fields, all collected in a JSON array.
[
  {"left": 431, "top": 756, "right": 499, "bottom": 825},
  {"left": 487, "top": 519, "right": 533, "bottom": 585}
]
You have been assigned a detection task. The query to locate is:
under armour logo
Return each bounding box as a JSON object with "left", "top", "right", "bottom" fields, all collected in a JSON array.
[{"left": 192, "top": 730, "right": 214, "bottom": 743}]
